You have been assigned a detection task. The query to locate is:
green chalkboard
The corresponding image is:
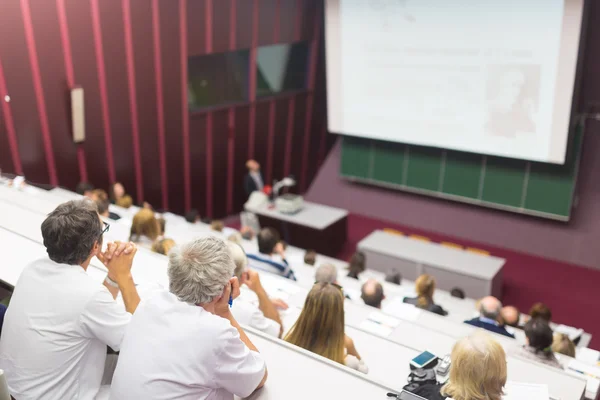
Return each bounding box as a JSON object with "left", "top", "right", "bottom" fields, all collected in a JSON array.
[{"left": 340, "top": 125, "right": 584, "bottom": 220}]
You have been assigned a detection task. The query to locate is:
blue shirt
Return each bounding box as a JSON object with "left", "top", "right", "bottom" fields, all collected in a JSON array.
[{"left": 246, "top": 253, "right": 297, "bottom": 281}]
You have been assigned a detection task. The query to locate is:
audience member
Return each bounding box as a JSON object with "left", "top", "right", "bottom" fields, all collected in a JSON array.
[
  {"left": 412, "top": 332, "right": 507, "bottom": 400},
  {"left": 385, "top": 270, "right": 402, "bottom": 285},
  {"left": 229, "top": 242, "right": 284, "bottom": 338},
  {"left": 151, "top": 238, "right": 176, "bottom": 256},
  {"left": 211, "top": 219, "right": 225, "bottom": 232},
  {"left": 116, "top": 194, "right": 133, "bottom": 209},
  {"left": 110, "top": 237, "right": 267, "bottom": 399},
  {"left": 501, "top": 306, "right": 521, "bottom": 328},
  {"left": 464, "top": 296, "right": 515, "bottom": 338},
  {"left": 228, "top": 232, "right": 243, "bottom": 244},
  {"left": 240, "top": 225, "right": 255, "bottom": 240},
  {"left": 92, "top": 189, "right": 121, "bottom": 220},
  {"left": 529, "top": 302, "right": 552, "bottom": 322},
  {"left": 304, "top": 249, "right": 317, "bottom": 266},
  {"left": 450, "top": 287, "right": 465, "bottom": 299},
  {"left": 247, "top": 228, "right": 296, "bottom": 281},
  {"left": 361, "top": 279, "right": 385, "bottom": 309},
  {"left": 513, "top": 318, "right": 562, "bottom": 369},
  {"left": 184, "top": 208, "right": 201, "bottom": 224},
  {"left": 129, "top": 208, "right": 161, "bottom": 249},
  {"left": 315, "top": 263, "right": 338, "bottom": 284},
  {"left": 157, "top": 216, "right": 166, "bottom": 236},
  {"left": 76, "top": 181, "right": 95, "bottom": 197},
  {"left": 109, "top": 182, "right": 126, "bottom": 204},
  {"left": 285, "top": 282, "right": 368, "bottom": 374},
  {"left": 347, "top": 251, "right": 366, "bottom": 279},
  {"left": 0, "top": 199, "right": 140, "bottom": 399},
  {"left": 404, "top": 274, "right": 448, "bottom": 316},
  {"left": 552, "top": 333, "right": 576, "bottom": 358},
  {"left": 244, "top": 159, "right": 264, "bottom": 197}
]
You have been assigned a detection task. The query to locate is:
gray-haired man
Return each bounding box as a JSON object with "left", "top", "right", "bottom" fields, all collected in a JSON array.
[{"left": 110, "top": 236, "right": 267, "bottom": 399}]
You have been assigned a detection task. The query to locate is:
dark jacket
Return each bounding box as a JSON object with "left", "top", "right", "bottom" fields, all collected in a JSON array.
[
  {"left": 244, "top": 172, "right": 264, "bottom": 197},
  {"left": 403, "top": 297, "right": 448, "bottom": 316},
  {"left": 411, "top": 383, "right": 447, "bottom": 400},
  {"left": 464, "top": 317, "right": 515, "bottom": 338}
]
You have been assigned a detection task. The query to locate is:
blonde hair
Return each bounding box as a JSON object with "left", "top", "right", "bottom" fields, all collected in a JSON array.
[
  {"left": 116, "top": 195, "right": 133, "bottom": 209},
  {"left": 130, "top": 209, "right": 160, "bottom": 242},
  {"left": 285, "top": 283, "right": 346, "bottom": 364},
  {"left": 152, "top": 238, "right": 176, "bottom": 256},
  {"left": 552, "top": 333, "right": 576, "bottom": 358},
  {"left": 442, "top": 332, "right": 507, "bottom": 400},
  {"left": 211, "top": 220, "right": 224, "bottom": 232},
  {"left": 415, "top": 274, "right": 435, "bottom": 308}
]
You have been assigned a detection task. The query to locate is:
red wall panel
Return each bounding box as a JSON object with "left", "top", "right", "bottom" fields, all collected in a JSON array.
[
  {"left": 0, "top": 0, "right": 332, "bottom": 217},
  {"left": 0, "top": 1, "right": 47, "bottom": 184},
  {"left": 65, "top": 0, "right": 109, "bottom": 191}
]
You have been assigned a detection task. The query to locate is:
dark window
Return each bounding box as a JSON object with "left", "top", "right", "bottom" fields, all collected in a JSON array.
[
  {"left": 256, "top": 42, "right": 310, "bottom": 98},
  {"left": 188, "top": 50, "right": 250, "bottom": 110}
]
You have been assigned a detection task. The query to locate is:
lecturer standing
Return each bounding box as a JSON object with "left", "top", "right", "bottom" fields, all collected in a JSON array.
[{"left": 244, "top": 159, "right": 264, "bottom": 197}]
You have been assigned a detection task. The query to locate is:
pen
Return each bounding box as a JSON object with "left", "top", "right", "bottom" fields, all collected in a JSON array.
[{"left": 228, "top": 294, "right": 233, "bottom": 308}]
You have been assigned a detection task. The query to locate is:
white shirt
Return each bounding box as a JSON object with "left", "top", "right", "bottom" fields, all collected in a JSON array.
[
  {"left": 0, "top": 258, "right": 131, "bottom": 400},
  {"left": 231, "top": 286, "right": 281, "bottom": 338},
  {"left": 110, "top": 290, "right": 266, "bottom": 400}
]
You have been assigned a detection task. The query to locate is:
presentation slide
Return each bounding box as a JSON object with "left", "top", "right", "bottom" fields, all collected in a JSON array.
[{"left": 325, "top": 0, "right": 585, "bottom": 164}]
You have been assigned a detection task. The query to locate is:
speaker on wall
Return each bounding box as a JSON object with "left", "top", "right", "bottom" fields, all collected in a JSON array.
[{"left": 71, "top": 86, "right": 85, "bottom": 143}]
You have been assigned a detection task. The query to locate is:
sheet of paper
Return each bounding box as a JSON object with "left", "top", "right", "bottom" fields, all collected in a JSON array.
[
  {"left": 576, "top": 347, "right": 600, "bottom": 365},
  {"left": 502, "top": 381, "right": 549, "bottom": 400},
  {"left": 382, "top": 298, "right": 422, "bottom": 322},
  {"left": 359, "top": 319, "right": 393, "bottom": 337},
  {"left": 368, "top": 311, "right": 401, "bottom": 328},
  {"left": 554, "top": 324, "right": 584, "bottom": 341}
]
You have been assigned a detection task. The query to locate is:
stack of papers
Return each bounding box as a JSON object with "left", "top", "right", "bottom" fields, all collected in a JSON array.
[
  {"left": 503, "top": 382, "right": 549, "bottom": 400},
  {"left": 567, "top": 359, "right": 600, "bottom": 396},
  {"left": 576, "top": 347, "right": 600, "bottom": 366}
]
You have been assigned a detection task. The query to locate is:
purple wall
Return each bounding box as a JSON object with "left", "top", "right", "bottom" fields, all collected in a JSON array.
[{"left": 307, "top": 119, "right": 600, "bottom": 270}]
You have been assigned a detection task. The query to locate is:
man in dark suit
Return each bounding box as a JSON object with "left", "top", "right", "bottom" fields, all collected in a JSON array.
[
  {"left": 465, "top": 296, "right": 515, "bottom": 338},
  {"left": 244, "top": 159, "right": 264, "bottom": 197}
]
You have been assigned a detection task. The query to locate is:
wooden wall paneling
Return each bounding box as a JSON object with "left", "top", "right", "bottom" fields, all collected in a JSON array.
[
  {"left": 289, "top": 92, "right": 307, "bottom": 190},
  {"left": 98, "top": 0, "right": 136, "bottom": 199},
  {"left": 258, "top": 0, "right": 277, "bottom": 46},
  {"left": 30, "top": 0, "right": 79, "bottom": 189},
  {"left": 235, "top": 0, "right": 253, "bottom": 50},
  {"left": 278, "top": 0, "right": 297, "bottom": 43},
  {"left": 0, "top": 92, "right": 14, "bottom": 174},
  {"left": 189, "top": 113, "right": 207, "bottom": 215},
  {"left": 271, "top": 97, "right": 289, "bottom": 182},
  {"left": 0, "top": 1, "right": 48, "bottom": 184},
  {"left": 212, "top": 109, "right": 229, "bottom": 218},
  {"left": 253, "top": 101, "right": 271, "bottom": 185},
  {"left": 186, "top": 0, "right": 206, "bottom": 56},
  {"left": 233, "top": 105, "right": 250, "bottom": 211},
  {"left": 159, "top": 0, "right": 185, "bottom": 213},
  {"left": 211, "top": 0, "right": 230, "bottom": 54},
  {"left": 131, "top": 0, "right": 162, "bottom": 208},
  {"left": 65, "top": 0, "right": 109, "bottom": 191}
]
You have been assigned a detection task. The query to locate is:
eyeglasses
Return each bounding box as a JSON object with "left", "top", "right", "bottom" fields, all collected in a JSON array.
[
  {"left": 100, "top": 221, "right": 110, "bottom": 237},
  {"left": 314, "top": 281, "right": 343, "bottom": 291}
]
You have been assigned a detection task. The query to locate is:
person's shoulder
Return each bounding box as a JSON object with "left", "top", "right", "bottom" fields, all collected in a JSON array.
[
  {"left": 403, "top": 297, "right": 417, "bottom": 305},
  {"left": 464, "top": 317, "right": 480, "bottom": 325},
  {"left": 430, "top": 304, "right": 448, "bottom": 316}
]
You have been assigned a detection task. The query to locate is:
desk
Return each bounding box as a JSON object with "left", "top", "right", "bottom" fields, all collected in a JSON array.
[
  {"left": 358, "top": 230, "right": 504, "bottom": 298},
  {"left": 244, "top": 201, "right": 348, "bottom": 256}
]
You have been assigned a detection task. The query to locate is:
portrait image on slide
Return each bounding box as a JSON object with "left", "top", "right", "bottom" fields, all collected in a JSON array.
[{"left": 485, "top": 65, "right": 541, "bottom": 139}]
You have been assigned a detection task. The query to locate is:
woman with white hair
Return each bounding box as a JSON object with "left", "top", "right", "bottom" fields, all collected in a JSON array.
[
  {"left": 412, "top": 332, "right": 507, "bottom": 400},
  {"left": 110, "top": 237, "right": 268, "bottom": 399}
]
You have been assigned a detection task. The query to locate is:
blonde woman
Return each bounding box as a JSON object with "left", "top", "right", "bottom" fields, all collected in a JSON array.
[
  {"left": 404, "top": 274, "right": 448, "bottom": 316},
  {"left": 552, "top": 333, "right": 576, "bottom": 358},
  {"left": 151, "top": 238, "right": 176, "bottom": 256},
  {"left": 285, "top": 282, "right": 368, "bottom": 373},
  {"left": 129, "top": 209, "right": 161, "bottom": 249},
  {"left": 413, "top": 332, "right": 507, "bottom": 400}
]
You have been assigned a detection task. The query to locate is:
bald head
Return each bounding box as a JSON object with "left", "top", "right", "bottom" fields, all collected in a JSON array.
[
  {"left": 315, "top": 263, "right": 338, "bottom": 284},
  {"left": 480, "top": 296, "right": 502, "bottom": 320},
  {"left": 361, "top": 279, "right": 384, "bottom": 309},
  {"left": 501, "top": 306, "right": 520, "bottom": 327}
]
